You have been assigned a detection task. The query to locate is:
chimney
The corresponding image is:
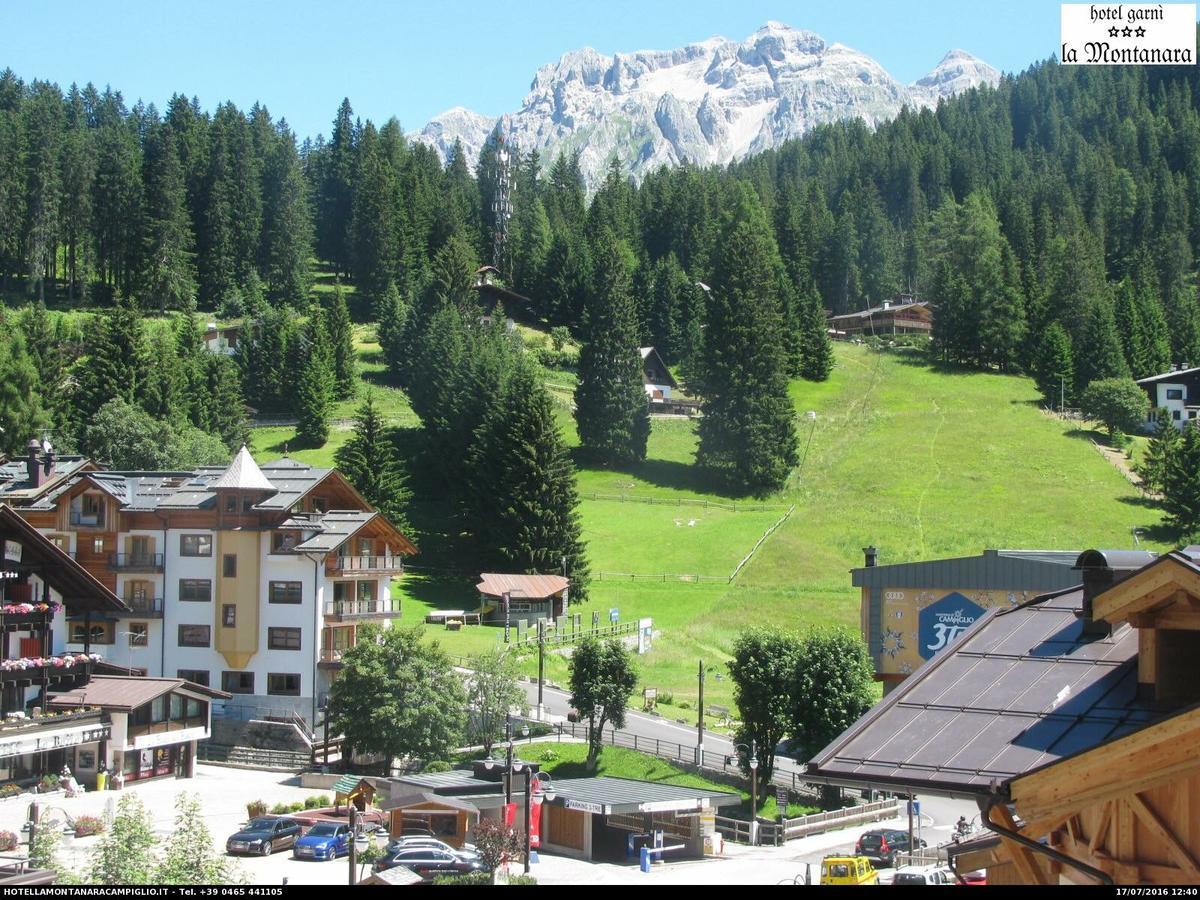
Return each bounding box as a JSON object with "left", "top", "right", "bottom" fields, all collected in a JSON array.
[
  {"left": 42, "top": 443, "right": 55, "bottom": 480},
  {"left": 25, "top": 439, "right": 45, "bottom": 489},
  {"left": 1074, "top": 550, "right": 1124, "bottom": 638},
  {"left": 863, "top": 546, "right": 878, "bottom": 568}
]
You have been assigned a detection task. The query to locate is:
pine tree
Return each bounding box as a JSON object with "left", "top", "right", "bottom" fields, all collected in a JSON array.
[
  {"left": 575, "top": 228, "right": 650, "bottom": 465},
  {"left": 0, "top": 332, "right": 47, "bottom": 456},
  {"left": 294, "top": 309, "right": 334, "bottom": 447},
  {"left": 1161, "top": 423, "right": 1200, "bottom": 539},
  {"left": 1033, "top": 321, "right": 1075, "bottom": 409},
  {"left": 318, "top": 99, "right": 355, "bottom": 278},
  {"left": 142, "top": 328, "right": 184, "bottom": 422},
  {"left": 798, "top": 284, "right": 834, "bottom": 382},
  {"left": 259, "top": 121, "right": 312, "bottom": 305},
  {"left": 375, "top": 281, "right": 408, "bottom": 381},
  {"left": 327, "top": 285, "right": 356, "bottom": 399},
  {"left": 350, "top": 122, "right": 397, "bottom": 301},
  {"left": 199, "top": 355, "right": 250, "bottom": 449},
  {"left": 466, "top": 359, "right": 590, "bottom": 599},
  {"left": 696, "top": 191, "right": 799, "bottom": 496},
  {"left": 1136, "top": 415, "right": 1182, "bottom": 495},
  {"left": 73, "top": 300, "right": 149, "bottom": 428},
  {"left": 1074, "top": 297, "right": 1131, "bottom": 394},
  {"left": 334, "top": 392, "right": 411, "bottom": 531},
  {"left": 407, "top": 304, "right": 466, "bottom": 445},
  {"left": 141, "top": 122, "right": 196, "bottom": 314}
]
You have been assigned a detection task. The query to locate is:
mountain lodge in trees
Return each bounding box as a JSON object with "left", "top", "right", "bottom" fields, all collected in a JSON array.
[{"left": 827, "top": 297, "right": 933, "bottom": 338}]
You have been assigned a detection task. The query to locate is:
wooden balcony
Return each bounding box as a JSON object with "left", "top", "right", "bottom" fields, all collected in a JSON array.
[
  {"left": 109, "top": 552, "right": 164, "bottom": 572},
  {"left": 69, "top": 511, "right": 106, "bottom": 528},
  {"left": 326, "top": 555, "right": 405, "bottom": 576},
  {"left": 322, "top": 598, "right": 401, "bottom": 622},
  {"left": 118, "top": 596, "right": 164, "bottom": 618},
  {"left": 0, "top": 654, "right": 96, "bottom": 684}
]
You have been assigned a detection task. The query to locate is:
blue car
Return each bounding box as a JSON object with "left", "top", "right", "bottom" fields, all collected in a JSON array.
[{"left": 292, "top": 822, "right": 351, "bottom": 861}]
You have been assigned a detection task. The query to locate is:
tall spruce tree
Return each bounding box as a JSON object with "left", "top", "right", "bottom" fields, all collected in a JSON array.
[
  {"left": 73, "top": 300, "right": 149, "bottom": 428},
  {"left": 1033, "top": 321, "right": 1075, "bottom": 409},
  {"left": 327, "top": 285, "right": 356, "bottom": 399},
  {"left": 375, "top": 282, "right": 408, "bottom": 383},
  {"left": 259, "top": 121, "right": 311, "bottom": 305},
  {"left": 141, "top": 122, "right": 195, "bottom": 313},
  {"left": 1162, "top": 423, "right": 1200, "bottom": 539},
  {"left": 294, "top": 308, "right": 334, "bottom": 447},
  {"left": 696, "top": 192, "right": 799, "bottom": 496},
  {"left": 1074, "top": 297, "right": 1131, "bottom": 394},
  {"left": 334, "top": 392, "right": 411, "bottom": 531},
  {"left": 575, "top": 229, "right": 649, "bottom": 465},
  {"left": 0, "top": 332, "right": 47, "bottom": 455},
  {"left": 798, "top": 284, "right": 834, "bottom": 382},
  {"left": 466, "top": 359, "right": 589, "bottom": 599}
]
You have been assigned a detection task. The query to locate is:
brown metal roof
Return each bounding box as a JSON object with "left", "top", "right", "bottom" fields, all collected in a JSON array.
[
  {"left": 48, "top": 675, "right": 230, "bottom": 710},
  {"left": 378, "top": 792, "right": 481, "bottom": 815},
  {"left": 476, "top": 573, "right": 569, "bottom": 599},
  {"left": 805, "top": 586, "right": 1169, "bottom": 799}
]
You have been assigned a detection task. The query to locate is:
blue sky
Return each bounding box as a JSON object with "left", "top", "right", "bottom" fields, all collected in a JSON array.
[{"left": 2, "top": 0, "right": 1064, "bottom": 140}]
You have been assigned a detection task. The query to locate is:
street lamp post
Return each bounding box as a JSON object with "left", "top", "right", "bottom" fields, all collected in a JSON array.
[
  {"left": 347, "top": 804, "right": 362, "bottom": 886},
  {"left": 696, "top": 660, "right": 706, "bottom": 766},
  {"left": 537, "top": 621, "right": 546, "bottom": 720},
  {"left": 733, "top": 740, "right": 759, "bottom": 845}
]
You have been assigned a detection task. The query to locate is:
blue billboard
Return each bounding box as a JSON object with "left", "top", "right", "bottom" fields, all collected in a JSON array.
[{"left": 917, "top": 591, "right": 986, "bottom": 661}]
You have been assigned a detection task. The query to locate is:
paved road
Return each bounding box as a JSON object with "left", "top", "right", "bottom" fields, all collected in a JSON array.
[{"left": 518, "top": 679, "right": 980, "bottom": 837}]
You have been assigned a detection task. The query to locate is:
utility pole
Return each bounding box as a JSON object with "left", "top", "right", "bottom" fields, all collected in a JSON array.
[
  {"left": 696, "top": 659, "right": 705, "bottom": 766},
  {"left": 537, "top": 621, "right": 546, "bottom": 719},
  {"left": 347, "top": 804, "right": 358, "bottom": 886}
]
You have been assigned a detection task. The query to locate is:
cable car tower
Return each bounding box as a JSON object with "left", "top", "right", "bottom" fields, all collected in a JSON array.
[{"left": 492, "top": 130, "right": 514, "bottom": 280}]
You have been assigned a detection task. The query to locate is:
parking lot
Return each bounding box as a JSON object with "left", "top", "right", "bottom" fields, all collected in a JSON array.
[{"left": 0, "top": 764, "right": 961, "bottom": 885}]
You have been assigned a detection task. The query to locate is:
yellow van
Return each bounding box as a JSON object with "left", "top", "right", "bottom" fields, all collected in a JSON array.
[{"left": 820, "top": 855, "right": 881, "bottom": 885}]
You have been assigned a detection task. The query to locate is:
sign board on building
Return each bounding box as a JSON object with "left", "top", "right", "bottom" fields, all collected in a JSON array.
[
  {"left": 877, "top": 587, "right": 1045, "bottom": 677},
  {"left": 609, "top": 608, "right": 619, "bottom": 623},
  {"left": 131, "top": 725, "right": 208, "bottom": 751},
  {"left": 637, "top": 617, "right": 653, "bottom": 654},
  {"left": 564, "top": 799, "right": 606, "bottom": 814},
  {"left": 0, "top": 722, "right": 110, "bottom": 759},
  {"left": 640, "top": 798, "right": 702, "bottom": 813},
  {"left": 3, "top": 540, "right": 21, "bottom": 562}
]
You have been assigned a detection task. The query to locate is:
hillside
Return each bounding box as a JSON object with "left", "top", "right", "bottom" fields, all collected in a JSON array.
[{"left": 299, "top": 340, "right": 1168, "bottom": 711}]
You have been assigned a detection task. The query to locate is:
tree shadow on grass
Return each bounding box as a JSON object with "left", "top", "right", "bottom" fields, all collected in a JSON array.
[
  {"left": 570, "top": 450, "right": 752, "bottom": 500},
  {"left": 1131, "top": 522, "right": 1185, "bottom": 545},
  {"left": 1117, "top": 495, "right": 1162, "bottom": 510},
  {"left": 1064, "top": 427, "right": 1108, "bottom": 444},
  {"left": 401, "top": 573, "right": 478, "bottom": 612}
]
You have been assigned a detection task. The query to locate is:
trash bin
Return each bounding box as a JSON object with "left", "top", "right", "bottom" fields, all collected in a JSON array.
[{"left": 95, "top": 771, "right": 107, "bottom": 791}]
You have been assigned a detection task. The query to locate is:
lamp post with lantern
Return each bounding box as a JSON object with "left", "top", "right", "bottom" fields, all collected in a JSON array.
[
  {"left": 347, "top": 804, "right": 370, "bottom": 885},
  {"left": 732, "top": 739, "right": 759, "bottom": 845}
]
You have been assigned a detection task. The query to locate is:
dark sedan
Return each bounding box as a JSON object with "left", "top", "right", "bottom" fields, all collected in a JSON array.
[
  {"left": 226, "top": 817, "right": 301, "bottom": 856},
  {"left": 374, "top": 846, "right": 487, "bottom": 881}
]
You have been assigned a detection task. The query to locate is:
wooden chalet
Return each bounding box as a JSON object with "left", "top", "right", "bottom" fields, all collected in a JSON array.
[
  {"left": 476, "top": 573, "right": 569, "bottom": 626},
  {"left": 827, "top": 297, "right": 932, "bottom": 338},
  {"left": 807, "top": 546, "right": 1200, "bottom": 886}
]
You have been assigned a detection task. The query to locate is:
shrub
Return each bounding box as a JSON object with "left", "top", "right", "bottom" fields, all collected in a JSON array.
[
  {"left": 535, "top": 348, "right": 575, "bottom": 370},
  {"left": 0, "top": 830, "right": 18, "bottom": 851},
  {"left": 303, "top": 794, "right": 332, "bottom": 810},
  {"left": 656, "top": 691, "right": 674, "bottom": 706},
  {"left": 534, "top": 747, "right": 558, "bottom": 763},
  {"left": 434, "top": 872, "right": 492, "bottom": 885},
  {"left": 72, "top": 815, "right": 105, "bottom": 837},
  {"left": 246, "top": 800, "right": 268, "bottom": 819},
  {"left": 422, "top": 760, "right": 452, "bottom": 774},
  {"left": 37, "top": 774, "right": 60, "bottom": 792},
  {"left": 288, "top": 802, "right": 305, "bottom": 812},
  {"left": 270, "top": 802, "right": 291, "bottom": 815},
  {"left": 549, "top": 326, "right": 570, "bottom": 352},
  {"left": 677, "top": 700, "right": 690, "bottom": 710}
]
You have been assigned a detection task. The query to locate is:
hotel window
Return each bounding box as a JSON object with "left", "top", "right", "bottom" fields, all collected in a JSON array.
[
  {"left": 179, "top": 579, "right": 211, "bottom": 602},
  {"left": 92, "top": 537, "right": 104, "bottom": 555},
  {"left": 225, "top": 494, "right": 238, "bottom": 513},
  {"left": 129, "top": 623, "right": 148, "bottom": 646},
  {"left": 311, "top": 497, "right": 327, "bottom": 513},
  {"left": 178, "top": 624, "right": 210, "bottom": 648},
  {"left": 243, "top": 496, "right": 255, "bottom": 512},
  {"left": 1167, "top": 388, "right": 1184, "bottom": 400},
  {"left": 271, "top": 532, "right": 298, "bottom": 553},
  {"left": 223, "top": 554, "right": 237, "bottom": 578},
  {"left": 268, "top": 627, "right": 301, "bottom": 650},
  {"left": 222, "top": 604, "right": 236, "bottom": 627},
  {"left": 48, "top": 534, "right": 68, "bottom": 552},
  {"left": 357, "top": 581, "right": 375, "bottom": 603},
  {"left": 178, "top": 668, "right": 209, "bottom": 686},
  {"left": 69, "top": 622, "right": 112, "bottom": 644},
  {"left": 180, "top": 534, "right": 212, "bottom": 557},
  {"left": 267, "top": 673, "right": 301, "bottom": 696},
  {"left": 81, "top": 493, "right": 102, "bottom": 520},
  {"left": 268, "top": 581, "right": 302, "bottom": 604},
  {"left": 221, "top": 671, "right": 255, "bottom": 694}
]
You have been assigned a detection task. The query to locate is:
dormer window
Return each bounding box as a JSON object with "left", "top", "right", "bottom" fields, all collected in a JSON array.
[
  {"left": 271, "top": 531, "right": 299, "bottom": 553},
  {"left": 311, "top": 497, "right": 328, "bottom": 514}
]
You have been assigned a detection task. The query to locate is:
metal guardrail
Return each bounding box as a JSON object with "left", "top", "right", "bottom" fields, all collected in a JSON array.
[{"left": 507, "top": 621, "right": 637, "bottom": 649}]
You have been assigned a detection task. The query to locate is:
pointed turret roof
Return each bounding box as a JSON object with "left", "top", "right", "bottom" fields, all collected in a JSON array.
[{"left": 210, "top": 446, "right": 275, "bottom": 492}]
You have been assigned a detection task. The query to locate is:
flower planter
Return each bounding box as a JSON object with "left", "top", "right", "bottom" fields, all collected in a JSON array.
[{"left": 5, "top": 584, "right": 34, "bottom": 604}]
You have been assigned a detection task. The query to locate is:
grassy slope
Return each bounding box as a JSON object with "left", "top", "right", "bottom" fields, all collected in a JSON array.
[{"left": 389, "top": 342, "right": 1170, "bottom": 713}]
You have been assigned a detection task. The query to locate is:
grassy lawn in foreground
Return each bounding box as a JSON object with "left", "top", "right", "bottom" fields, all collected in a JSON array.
[{"left": 457, "top": 742, "right": 816, "bottom": 819}]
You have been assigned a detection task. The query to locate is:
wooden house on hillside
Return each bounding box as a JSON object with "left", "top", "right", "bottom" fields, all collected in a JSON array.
[{"left": 827, "top": 297, "right": 932, "bottom": 338}]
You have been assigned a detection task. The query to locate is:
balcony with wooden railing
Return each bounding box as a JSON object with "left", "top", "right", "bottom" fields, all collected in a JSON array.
[
  {"left": 325, "top": 554, "right": 405, "bottom": 576},
  {"left": 322, "top": 597, "right": 400, "bottom": 622},
  {"left": 118, "top": 596, "right": 164, "bottom": 618},
  {"left": 109, "top": 552, "right": 164, "bottom": 572},
  {"left": 317, "top": 647, "right": 347, "bottom": 669}
]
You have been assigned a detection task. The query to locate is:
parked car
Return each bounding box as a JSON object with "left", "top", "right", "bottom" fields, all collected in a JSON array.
[
  {"left": 374, "top": 846, "right": 488, "bottom": 881},
  {"left": 292, "top": 822, "right": 351, "bottom": 861},
  {"left": 959, "top": 870, "right": 987, "bottom": 885},
  {"left": 226, "top": 817, "right": 301, "bottom": 856},
  {"left": 386, "top": 836, "right": 480, "bottom": 859},
  {"left": 855, "top": 829, "right": 927, "bottom": 868},
  {"left": 820, "top": 855, "right": 880, "bottom": 886},
  {"left": 893, "top": 864, "right": 956, "bottom": 885}
]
